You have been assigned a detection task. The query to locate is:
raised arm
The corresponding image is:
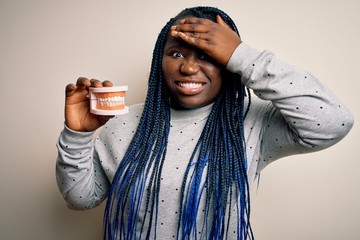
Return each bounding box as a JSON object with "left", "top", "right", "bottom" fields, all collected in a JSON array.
[{"left": 227, "top": 43, "right": 354, "bottom": 170}]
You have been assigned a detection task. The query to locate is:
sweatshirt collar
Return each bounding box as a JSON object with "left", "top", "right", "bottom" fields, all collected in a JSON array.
[{"left": 170, "top": 103, "right": 213, "bottom": 122}]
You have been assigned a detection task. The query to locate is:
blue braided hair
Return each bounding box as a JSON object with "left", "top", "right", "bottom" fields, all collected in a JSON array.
[{"left": 103, "top": 6, "right": 253, "bottom": 240}]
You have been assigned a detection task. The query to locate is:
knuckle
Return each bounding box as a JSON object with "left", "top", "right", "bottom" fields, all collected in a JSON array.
[{"left": 194, "top": 38, "right": 201, "bottom": 45}]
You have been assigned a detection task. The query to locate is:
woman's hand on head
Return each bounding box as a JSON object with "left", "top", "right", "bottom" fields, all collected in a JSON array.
[
  {"left": 170, "top": 15, "right": 242, "bottom": 66},
  {"left": 64, "top": 77, "right": 114, "bottom": 132}
]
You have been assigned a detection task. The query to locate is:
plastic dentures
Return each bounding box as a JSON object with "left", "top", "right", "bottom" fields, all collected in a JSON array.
[{"left": 89, "top": 86, "right": 129, "bottom": 115}]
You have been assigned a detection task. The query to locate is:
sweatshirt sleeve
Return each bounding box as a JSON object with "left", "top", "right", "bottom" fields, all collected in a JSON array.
[
  {"left": 56, "top": 124, "right": 109, "bottom": 210},
  {"left": 227, "top": 43, "right": 354, "bottom": 171}
]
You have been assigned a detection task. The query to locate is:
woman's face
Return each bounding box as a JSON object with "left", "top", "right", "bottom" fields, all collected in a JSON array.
[{"left": 162, "top": 34, "right": 223, "bottom": 109}]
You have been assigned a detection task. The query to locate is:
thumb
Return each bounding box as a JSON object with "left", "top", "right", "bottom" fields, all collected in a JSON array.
[{"left": 216, "top": 15, "right": 230, "bottom": 29}]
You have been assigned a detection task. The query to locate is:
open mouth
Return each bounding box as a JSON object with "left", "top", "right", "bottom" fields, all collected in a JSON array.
[
  {"left": 175, "top": 81, "right": 206, "bottom": 95},
  {"left": 177, "top": 82, "right": 204, "bottom": 89}
]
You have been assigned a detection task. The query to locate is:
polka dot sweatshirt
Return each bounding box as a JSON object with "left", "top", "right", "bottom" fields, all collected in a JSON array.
[{"left": 56, "top": 43, "right": 353, "bottom": 239}]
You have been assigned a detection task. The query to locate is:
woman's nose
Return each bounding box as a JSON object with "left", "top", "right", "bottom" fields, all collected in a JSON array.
[{"left": 180, "top": 58, "right": 200, "bottom": 75}]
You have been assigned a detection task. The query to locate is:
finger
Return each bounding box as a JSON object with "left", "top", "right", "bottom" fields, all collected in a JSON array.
[
  {"left": 65, "top": 83, "right": 77, "bottom": 97},
  {"left": 179, "top": 17, "right": 212, "bottom": 26},
  {"left": 76, "top": 77, "right": 91, "bottom": 89},
  {"left": 172, "top": 17, "right": 212, "bottom": 33},
  {"left": 90, "top": 78, "right": 103, "bottom": 88},
  {"left": 216, "top": 15, "right": 231, "bottom": 29},
  {"left": 171, "top": 29, "right": 203, "bottom": 39},
  {"left": 190, "top": 32, "right": 202, "bottom": 38},
  {"left": 102, "top": 80, "right": 113, "bottom": 87},
  {"left": 173, "top": 31, "right": 206, "bottom": 48},
  {"left": 171, "top": 23, "right": 208, "bottom": 34}
]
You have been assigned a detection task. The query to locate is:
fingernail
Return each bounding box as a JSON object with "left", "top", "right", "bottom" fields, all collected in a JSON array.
[{"left": 171, "top": 25, "right": 176, "bottom": 30}]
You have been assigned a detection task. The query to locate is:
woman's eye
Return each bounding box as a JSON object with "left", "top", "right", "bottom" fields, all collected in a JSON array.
[
  {"left": 198, "top": 53, "right": 208, "bottom": 61},
  {"left": 171, "top": 52, "right": 184, "bottom": 58}
]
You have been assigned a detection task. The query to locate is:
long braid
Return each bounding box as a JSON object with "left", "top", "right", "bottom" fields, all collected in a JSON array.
[
  {"left": 103, "top": 6, "right": 253, "bottom": 240},
  {"left": 103, "top": 17, "right": 174, "bottom": 239},
  {"left": 175, "top": 7, "right": 253, "bottom": 240}
]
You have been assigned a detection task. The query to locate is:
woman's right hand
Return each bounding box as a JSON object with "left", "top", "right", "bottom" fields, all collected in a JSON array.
[{"left": 64, "top": 77, "right": 114, "bottom": 132}]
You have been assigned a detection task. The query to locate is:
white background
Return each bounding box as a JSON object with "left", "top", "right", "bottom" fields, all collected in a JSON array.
[{"left": 0, "top": 0, "right": 359, "bottom": 239}]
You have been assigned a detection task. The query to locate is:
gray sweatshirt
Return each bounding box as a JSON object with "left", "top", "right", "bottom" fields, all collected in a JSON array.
[{"left": 56, "top": 43, "right": 353, "bottom": 239}]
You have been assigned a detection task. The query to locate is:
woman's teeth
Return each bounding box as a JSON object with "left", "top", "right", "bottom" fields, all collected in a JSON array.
[{"left": 178, "top": 82, "right": 203, "bottom": 89}]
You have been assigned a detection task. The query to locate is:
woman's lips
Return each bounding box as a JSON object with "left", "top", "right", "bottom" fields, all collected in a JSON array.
[{"left": 175, "top": 81, "right": 206, "bottom": 95}]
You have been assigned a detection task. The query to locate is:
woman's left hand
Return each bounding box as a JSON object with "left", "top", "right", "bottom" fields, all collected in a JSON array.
[{"left": 170, "top": 15, "right": 242, "bottom": 66}]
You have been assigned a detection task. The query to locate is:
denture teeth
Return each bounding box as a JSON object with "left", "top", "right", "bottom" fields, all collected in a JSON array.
[{"left": 97, "top": 96, "right": 125, "bottom": 106}]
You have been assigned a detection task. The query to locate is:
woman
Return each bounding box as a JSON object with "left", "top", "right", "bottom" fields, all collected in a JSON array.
[{"left": 57, "top": 6, "right": 353, "bottom": 239}]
